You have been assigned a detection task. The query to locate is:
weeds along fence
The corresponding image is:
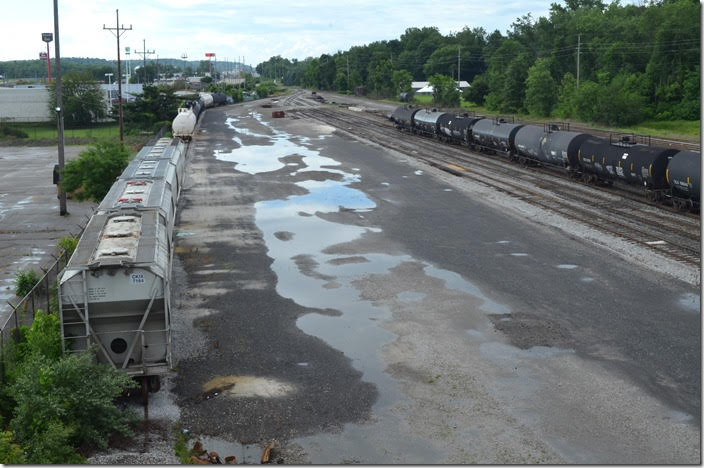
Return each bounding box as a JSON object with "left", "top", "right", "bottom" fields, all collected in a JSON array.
[{"left": 0, "top": 221, "right": 88, "bottom": 382}]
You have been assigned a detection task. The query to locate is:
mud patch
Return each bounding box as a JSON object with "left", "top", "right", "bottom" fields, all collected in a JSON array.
[
  {"left": 327, "top": 256, "right": 369, "bottom": 266},
  {"left": 489, "top": 313, "right": 573, "bottom": 349},
  {"left": 293, "top": 254, "right": 336, "bottom": 281},
  {"left": 203, "top": 375, "right": 296, "bottom": 398},
  {"left": 274, "top": 231, "right": 294, "bottom": 241}
]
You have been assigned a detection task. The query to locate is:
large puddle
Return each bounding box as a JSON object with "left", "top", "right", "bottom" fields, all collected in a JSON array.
[{"left": 216, "top": 112, "right": 515, "bottom": 462}]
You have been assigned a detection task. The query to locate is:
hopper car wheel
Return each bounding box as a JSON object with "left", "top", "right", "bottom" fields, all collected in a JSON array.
[{"left": 148, "top": 375, "right": 161, "bottom": 393}]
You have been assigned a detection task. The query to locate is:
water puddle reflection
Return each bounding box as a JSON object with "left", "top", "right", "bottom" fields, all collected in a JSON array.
[{"left": 220, "top": 112, "right": 513, "bottom": 462}]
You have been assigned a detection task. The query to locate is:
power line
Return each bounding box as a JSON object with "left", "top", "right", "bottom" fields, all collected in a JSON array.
[{"left": 135, "top": 39, "right": 154, "bottom": 84}]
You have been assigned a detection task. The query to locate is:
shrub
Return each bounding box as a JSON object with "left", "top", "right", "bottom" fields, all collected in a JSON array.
[
  {"left": 61, "top": 141, "right": 129, "bottom": 202},
  {"left": 58, "top": 235, "right": 79, "bottom": 259},
  {"left": 0, "top": 126, "right": 28, "bottom": 139},
  {"left": 0, "top": 430, "right": 26, "bottom": 464},
  {"left": 14, "top": 268, "right": 40, "bottom": 298},
  {"left": 10, "top": 348, "right": 138, "bottom": 461}
]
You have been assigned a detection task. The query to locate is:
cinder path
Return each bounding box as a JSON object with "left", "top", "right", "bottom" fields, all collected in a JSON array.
[
  {"left": 0, "top": 145, "right": 95, "bottom": 323},
  {"left": 168, "top": 101, "right": 700, "bottom": 464}
]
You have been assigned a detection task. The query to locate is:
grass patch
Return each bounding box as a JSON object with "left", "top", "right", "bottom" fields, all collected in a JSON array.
[
  {"left": 1, "top": 122, "right": 119, "bottom": 142},
  {"left": 615, "top": 120, "right": 700, "bottom": 139}
]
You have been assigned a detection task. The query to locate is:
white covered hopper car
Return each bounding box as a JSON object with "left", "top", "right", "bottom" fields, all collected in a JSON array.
[
  {"left": 59, "top": 209, "right": 171, "bottom": 390},
  {"left": 59, "top": 136, "right": 187, "bottom": 392}
]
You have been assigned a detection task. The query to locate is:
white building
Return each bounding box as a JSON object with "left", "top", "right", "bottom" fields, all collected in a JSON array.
[
  {"left": 0, "top": 87, "right": 51, "bottom": 122},
  {"left": 412, "top": 81, "right": 471, "bottom": 95}
]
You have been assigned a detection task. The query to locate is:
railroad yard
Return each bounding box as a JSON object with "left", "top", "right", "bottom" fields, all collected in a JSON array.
[
  {"left": 2, "top": 91, "right": 700, "bottom": 464},
  {"left": 87, "top": 91, "right": 698, "bottom": 464}
]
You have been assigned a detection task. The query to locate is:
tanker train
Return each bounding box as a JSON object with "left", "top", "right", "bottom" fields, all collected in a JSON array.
[
  {"left": 391, "top": 106, "right": 700, "bottom": 211},
  {"left": 58, "top": 137, "right": 187, "bottom": 392},
  {"left": 172, "top": 91, "right": 227, "bottom": 141}
]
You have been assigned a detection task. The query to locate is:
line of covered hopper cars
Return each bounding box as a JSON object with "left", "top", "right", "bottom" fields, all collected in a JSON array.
[
  {"left": 172, "top": 91, "right": 228, "bottom": 141},
  {"left": 58, "top": 137, "right": 187, "bottom": 392},
  {"left": 390, "top": 106, "right": 700, "bottom": 211}
]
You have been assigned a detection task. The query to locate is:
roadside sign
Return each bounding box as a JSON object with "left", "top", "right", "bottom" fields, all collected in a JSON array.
[
  {"left": 42, "top": 33, "right": 53, "bottom": 43},
  {"left": 39, "top": 52, "right": 48, "bottom": 60},
  {"left": 205, "top": 53, "right": 215, "bottom": 57}
]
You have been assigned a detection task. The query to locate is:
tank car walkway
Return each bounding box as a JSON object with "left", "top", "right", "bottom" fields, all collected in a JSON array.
[{"left": 168, "top": 100, "right": 700, "bottom": 464}]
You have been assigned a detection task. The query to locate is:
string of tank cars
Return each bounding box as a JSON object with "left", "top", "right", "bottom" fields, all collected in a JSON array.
[
  {"left": 391, "top": 106, "right": 700, "bottom": 212},
  {"left": 293, "top": 106, "right": 699, "bottom": 267}
]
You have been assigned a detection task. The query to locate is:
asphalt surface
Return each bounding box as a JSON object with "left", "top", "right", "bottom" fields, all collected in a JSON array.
[
  {"left": 0, "top": 145, "right": 95, "bottom": 323},
  {"left": 169, "top": 99, "right": 700, "bottom": 464}
]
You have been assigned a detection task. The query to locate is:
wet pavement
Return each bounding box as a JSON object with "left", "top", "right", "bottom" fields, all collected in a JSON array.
[
  {"left": 170, "top": 101, "right": 700, "bottom": 464},
  {"left": 0, "top": 145, "right": 95, "bottom": 323}
]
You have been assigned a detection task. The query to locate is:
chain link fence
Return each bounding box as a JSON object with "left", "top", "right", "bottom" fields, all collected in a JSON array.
[{"left": 0, "top": 220, "right": 88, "bottom": 382}]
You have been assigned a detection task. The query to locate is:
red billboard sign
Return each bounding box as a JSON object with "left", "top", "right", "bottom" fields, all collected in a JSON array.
[
  {"left": 205, "top": 53, "right": 215, "bottom": 57},
  {"left": 39, "top": 52, "right": 48, "bottom": 60}
]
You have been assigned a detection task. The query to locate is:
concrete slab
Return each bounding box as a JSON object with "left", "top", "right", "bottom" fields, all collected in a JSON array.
[{"left": 0, "top": 145, "right": 96, "bottom": 323}]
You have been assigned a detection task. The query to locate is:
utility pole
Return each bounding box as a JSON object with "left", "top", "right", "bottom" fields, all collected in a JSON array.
[
  {"left": 103, "top": 9, "right": 132, "bottom": 143},
  {"left": 53, "top": 0, "right": 67, "bottom": 216},
  {"left": 457, "top": 45, "right": 461, "bottom": 88},
  {"left": 125, "top": 47, "right": 130, "bottom": 94},
  {"left": 135, "top": 39, "right": 154, "bottom": 84},
  {"left": 346, "top": 55, "right": 350, "bottom": 90},
  {"left": 576, "top": 33, "right": 581, "bottom": 89},
  {"left": 181, "top": 52, "right": 187, "bottom": 76}
]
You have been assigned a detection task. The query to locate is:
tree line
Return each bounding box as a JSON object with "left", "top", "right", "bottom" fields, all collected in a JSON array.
[{"left": 258, "top": 0, "right": 699, "bottom": 126}]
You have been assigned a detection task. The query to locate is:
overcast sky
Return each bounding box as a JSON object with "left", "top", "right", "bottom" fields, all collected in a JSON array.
[{"left": 3, "top": 1, "right": 629, "bottom": 67}]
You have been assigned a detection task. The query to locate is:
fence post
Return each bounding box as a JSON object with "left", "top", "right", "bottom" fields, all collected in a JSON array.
[
  {"left": 0, "top": 331, "right": 4, "bottom": 384},
  {"left": 12, "top": 303, "right": 18, "bottom": 330},
  {"left": 42, "top": 266, "right": 50, "bottom": 313}
]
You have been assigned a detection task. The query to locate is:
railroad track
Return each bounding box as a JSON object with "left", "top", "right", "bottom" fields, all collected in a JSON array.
[{"left": 294, "top": 106, "right": 701, "bottom": 267}]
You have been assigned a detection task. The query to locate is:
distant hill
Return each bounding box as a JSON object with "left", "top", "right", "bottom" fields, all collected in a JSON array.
[{"left": 0, "top": 57, "right": 252, "bottom": 81}]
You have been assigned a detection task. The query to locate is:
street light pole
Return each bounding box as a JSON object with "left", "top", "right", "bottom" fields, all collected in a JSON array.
[
  {"left": 41, "top": 33, "right": 53, "bottom": 83},
  {"left": 105, "top": 72, "right": 113, "bottom": 114},
  {"left": 53, "top": 0, "right": 66, "bottom": 216}
]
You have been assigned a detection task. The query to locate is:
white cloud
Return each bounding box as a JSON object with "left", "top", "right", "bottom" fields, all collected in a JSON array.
[{"left": 0, "top": 1, "right": 635, "bottom": 67}]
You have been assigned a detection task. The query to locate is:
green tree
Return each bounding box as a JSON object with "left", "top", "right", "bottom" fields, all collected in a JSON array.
[
  {"left": 524, "top": 58, "right": 557, "bottom": 116},
  {"left": 392, "top": 69, "right": 413, "bottom": 97},
  {"left": 302, "top": 58, "right": 320, "bottom": 89},
  {"left": 368, "top": 60, "right": 395, "bottom": 97},
  {"left": 554, "top": 72, "right": 577, "bottom": 118},
  {"left": 429, "top": 74, "right": 460, "bottom": 107},
  {"left": 61, "top": 141, "right": 129, "bottom": 202},
  {"left": 423, "top": 45, "right": 461, "bottom": 79},
  {"left": 121, "top": 84, "right": 180, "bottom": 132},
  {"left": 48, "top": 71, "right": 106, "bottom": 128},
  {"left": 573, "top": 80, "right": 601, "bottom": 122},
  {"left": 464, "top": 74, "right": 489, "bottom": 105}
]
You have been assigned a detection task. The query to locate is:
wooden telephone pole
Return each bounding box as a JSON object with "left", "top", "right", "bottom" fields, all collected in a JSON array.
[{"left": 103, "top": 9, "right": 132, "bottom": 143}]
